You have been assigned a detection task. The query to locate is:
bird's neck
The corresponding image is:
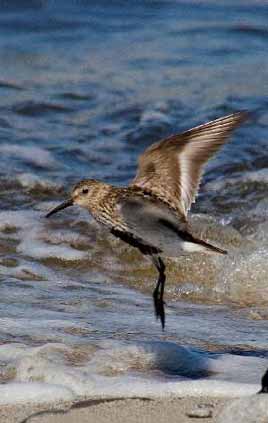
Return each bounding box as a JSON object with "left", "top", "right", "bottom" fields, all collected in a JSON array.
[{"left": 86, "top": 180, "right": 120, "bottom": 221}]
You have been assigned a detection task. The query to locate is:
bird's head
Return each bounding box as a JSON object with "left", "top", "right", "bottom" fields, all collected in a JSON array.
[{"left": 46, "top": 179, "right": 100, "bottom": 218}]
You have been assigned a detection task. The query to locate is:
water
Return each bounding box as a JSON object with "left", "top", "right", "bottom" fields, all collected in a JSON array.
[{"left": 0, "top": 0, "right": 268, "bottom": 402}]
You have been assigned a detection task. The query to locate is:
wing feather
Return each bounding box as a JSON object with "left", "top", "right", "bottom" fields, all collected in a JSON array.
[{"left": 131, "top": 111, "right": 248, "bottom": 217}]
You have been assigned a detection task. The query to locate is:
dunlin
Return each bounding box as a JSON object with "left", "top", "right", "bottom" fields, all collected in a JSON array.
[{"left": 46, "top": 111, "right": 247, "bottom": 328}]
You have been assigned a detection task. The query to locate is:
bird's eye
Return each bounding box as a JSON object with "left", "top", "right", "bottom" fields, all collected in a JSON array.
[{"left": 82, "top": 188, "right": 89, "bottom": 195}]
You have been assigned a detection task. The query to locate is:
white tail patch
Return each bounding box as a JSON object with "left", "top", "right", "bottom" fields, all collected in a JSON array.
[{"left": 182, "top": 242, "right": 213, "bottom": 254}]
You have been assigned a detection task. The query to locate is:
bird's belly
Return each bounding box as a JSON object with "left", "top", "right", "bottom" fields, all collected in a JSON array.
[
  {"left": 132, "top": 222, "right": 206, "bottom": 257},
  {"left": 137, "top": 226, "right": 187, "bottom": 257},
  {"left": 118, "top": 196, "right": 205, "bottom": 257}
]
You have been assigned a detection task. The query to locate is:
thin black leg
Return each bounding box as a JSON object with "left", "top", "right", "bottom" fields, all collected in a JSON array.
[{"left": 152, "top": 256, "right": 166, "bottom": 330}]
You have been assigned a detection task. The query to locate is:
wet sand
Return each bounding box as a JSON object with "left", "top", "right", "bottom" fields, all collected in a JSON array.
[{"left": 0, "top": 397, "right": 230, "bottom": 423}]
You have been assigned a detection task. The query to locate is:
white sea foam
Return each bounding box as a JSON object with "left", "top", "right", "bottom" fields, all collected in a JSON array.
[
  {"left": 90, "top": 377, "right": 258, "bottom": 399},
  {"left": 0, "top": 341, "right": 264, "bottom": 406},
  {"left": 0, "top": 210, "right": 88, "bottom": 261},
  {"left": 204, "top": 169, "right": 268, "bottom": 192},
  {"left": 219, "top": 246, "right": 268, "bottom": 304},
  {"left": 0, "top": 144, "right": 57, "bottom": 168},
  {"left": 16, "top": 173, "right": 61, "bottom": 191},
  {"left": 0, "top": 317, "right": 91, "bottom": 346},
  {"left": 140, "top": 102, "right": 171, "bottom": 126},
  {"left": 0, "top": 210, "right": 35, "bottom": 232},
  {"left": 47, "top": 230, "right": 89, "bottom": 247},
  {"left": 0, "top": 261, "right": 56, "bottom": 280},
  {"left": 18, "top": 238, "right": 88, "bottom": 261}
]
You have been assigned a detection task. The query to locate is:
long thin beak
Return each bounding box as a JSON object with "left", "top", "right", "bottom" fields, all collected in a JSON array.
[{"left": 46, "top": 198, "right": 74, "bottom": 218}]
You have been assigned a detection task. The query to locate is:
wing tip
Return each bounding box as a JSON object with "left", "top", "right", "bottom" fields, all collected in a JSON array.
[
  {"left": 229, "top": 109, "right": 250, "bottom": 124},
  {"left": 205, "top": 109, "right": 250, "bottom": 128},
  {"left": 180, "top": 109, "right": 250, "bottom": 137}
]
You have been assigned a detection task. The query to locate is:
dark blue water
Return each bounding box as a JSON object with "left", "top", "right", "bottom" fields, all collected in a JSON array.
[{"left": 0, "top": 0, "right": 267, "bottom": 393}]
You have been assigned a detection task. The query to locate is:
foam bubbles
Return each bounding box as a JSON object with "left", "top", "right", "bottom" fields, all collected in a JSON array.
[
  {"left": 0, "top": 210, "right": 89, "bottom": 262},
  {"left": 0, "top": 341, "right": 262, "bottom": 406}
]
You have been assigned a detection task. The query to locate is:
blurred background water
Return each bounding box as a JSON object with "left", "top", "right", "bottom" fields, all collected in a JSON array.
[{"left": 0, "top": 0, "right": 268, "bottom": 393}]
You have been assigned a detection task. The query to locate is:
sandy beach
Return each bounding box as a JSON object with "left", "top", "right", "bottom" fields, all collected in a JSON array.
[
  {"left": 0, "top": 396, "right": 229, "bottom": 423},
  {"left": 3, "top": 389, "right": 268, "bottom": 423}
]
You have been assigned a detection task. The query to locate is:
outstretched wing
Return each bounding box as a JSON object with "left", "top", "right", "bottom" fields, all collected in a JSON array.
[{"left": 130, "top": 112, "right": 248, "bottom": 217}]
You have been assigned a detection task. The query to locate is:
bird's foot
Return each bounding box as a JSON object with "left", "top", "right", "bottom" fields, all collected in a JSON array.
[{"left": 153, "top": 295, "right": 165, "bottom": 330}]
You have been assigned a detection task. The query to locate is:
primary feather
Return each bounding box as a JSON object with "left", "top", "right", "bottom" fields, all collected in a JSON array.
[{"left": 131, "top": 111, "right": 248, "bottom": 217}]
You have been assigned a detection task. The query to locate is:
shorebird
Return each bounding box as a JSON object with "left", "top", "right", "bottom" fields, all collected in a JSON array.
[{"left": 46, "top": 111, "right": 247, "bottom": 329}]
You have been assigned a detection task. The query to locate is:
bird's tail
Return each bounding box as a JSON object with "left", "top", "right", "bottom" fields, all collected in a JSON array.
[
  {"left": 157, "top": 218, "right": 227, "bottom": 255},
  {"left": 183, "top": 235, "right": 227, "bottom": 255}
]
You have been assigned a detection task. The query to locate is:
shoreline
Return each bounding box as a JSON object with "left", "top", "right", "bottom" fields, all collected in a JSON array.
[
  {"left": 0, "top": 396, "right": 229, "bottom": 423},
  {"left": 0, "top": 378, "right": 261, "bottom": 422},
  {"left": 4, "top": 394, "right": 268, "bottom": 423}
]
